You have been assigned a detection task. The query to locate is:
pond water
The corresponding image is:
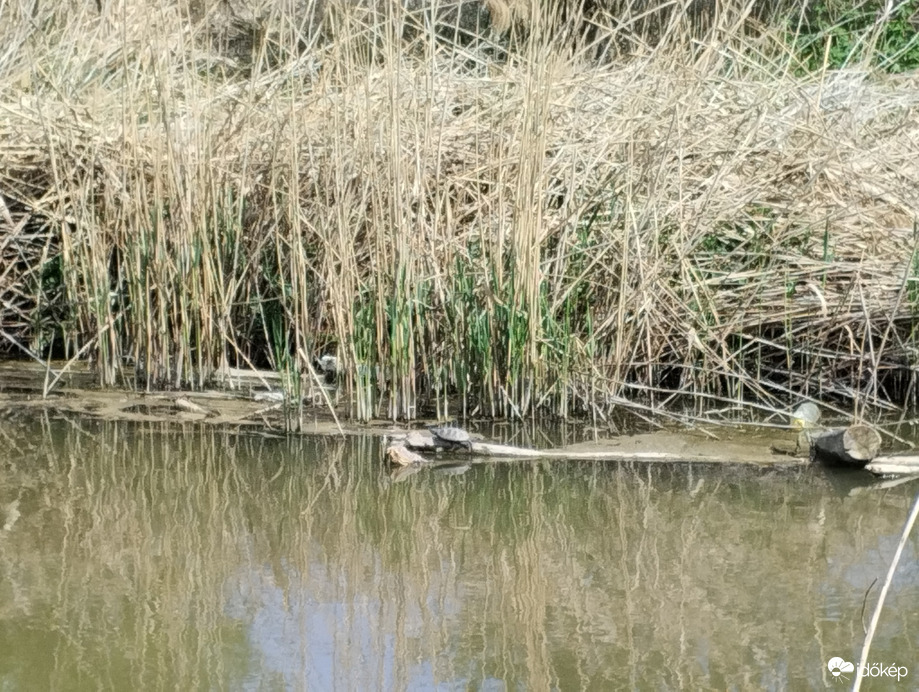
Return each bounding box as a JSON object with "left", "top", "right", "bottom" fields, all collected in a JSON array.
[{"left": 0, "top": 413, "right": 917, "bottom": 690}]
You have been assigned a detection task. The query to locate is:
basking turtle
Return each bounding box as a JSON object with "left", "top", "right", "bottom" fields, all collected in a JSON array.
[{"left": 429, "top": 424, "right": 473, "bottom": 451}]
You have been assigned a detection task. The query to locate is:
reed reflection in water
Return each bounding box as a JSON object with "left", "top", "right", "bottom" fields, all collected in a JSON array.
[{"left": 0, "top": 415, "right": 916, "bottom": 689}]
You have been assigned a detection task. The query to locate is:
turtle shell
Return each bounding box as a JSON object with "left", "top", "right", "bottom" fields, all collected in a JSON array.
[{"left": 430, "top": 425, "right": 471, "bottom": 443}]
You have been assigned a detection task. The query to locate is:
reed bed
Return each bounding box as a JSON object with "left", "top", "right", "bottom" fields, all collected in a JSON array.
[{"left": 2, "top": 0, "right": 919, "bottom": 421}]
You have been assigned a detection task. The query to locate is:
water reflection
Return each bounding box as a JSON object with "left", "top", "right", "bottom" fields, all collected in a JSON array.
[{"left": 0, "top": 413, "right": 917, "bottom": 689}]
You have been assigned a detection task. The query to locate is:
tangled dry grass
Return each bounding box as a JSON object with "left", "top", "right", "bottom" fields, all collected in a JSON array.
[{"left": 2, "top": 0, "right": 919, "bottom": 422}]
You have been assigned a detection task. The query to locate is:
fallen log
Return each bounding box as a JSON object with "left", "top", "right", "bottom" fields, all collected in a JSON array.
[
  {"left": 398, "top": 429, "right": 919, "bottom": 478},
  {"left": 392, "top": 431, "right": 801, "bottom": 466},
  {"left": 404, "top": 430, "right": 543, "bottom": 457},
  {"left": 808, "top": 425, "right": 882, "bottom": 468},
  {"left": 865, "top": 455, "right": 919, "bottom": 477}
]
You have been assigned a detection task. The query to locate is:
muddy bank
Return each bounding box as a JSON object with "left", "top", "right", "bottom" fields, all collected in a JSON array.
[{"left": 0, "top": 361, "right": 808, "bottom": 467}]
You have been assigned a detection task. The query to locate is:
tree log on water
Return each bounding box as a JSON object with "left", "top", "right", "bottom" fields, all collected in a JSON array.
[
  {"left": 866, "top": 455, "right": 919, "bottom": 476},
  {"left": 388, "top": 430, "right": 800, "bottom": 466},
  {"left": 809, "top": 426, "right": 881, "bottom": 468}
]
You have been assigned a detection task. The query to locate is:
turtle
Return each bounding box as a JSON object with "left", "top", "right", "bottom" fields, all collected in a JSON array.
[{"left": 428, "top": 424, "right": 473, "bottom": 451}]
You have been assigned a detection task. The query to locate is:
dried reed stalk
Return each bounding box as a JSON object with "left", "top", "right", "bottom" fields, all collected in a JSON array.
[{"left": 2, "top": 0, "right": 918, "bottom": 420}]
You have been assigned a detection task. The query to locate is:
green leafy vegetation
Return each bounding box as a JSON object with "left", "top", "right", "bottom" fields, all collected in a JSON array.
[{"left": 788, "top": 0, "right": 919, "bottom": 73}]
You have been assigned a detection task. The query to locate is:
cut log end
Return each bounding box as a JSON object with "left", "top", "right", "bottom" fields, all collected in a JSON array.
[
  {"left": 843, "top": 426, "right": 883, "bottom": 461},
  {"left": 810, "top": 425, "right": 882, "bottom": 468}
]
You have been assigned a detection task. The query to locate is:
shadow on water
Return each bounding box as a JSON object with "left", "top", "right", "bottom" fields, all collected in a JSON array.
[{"left": 0, "top": 412, "right": 917, "bottom": 689}]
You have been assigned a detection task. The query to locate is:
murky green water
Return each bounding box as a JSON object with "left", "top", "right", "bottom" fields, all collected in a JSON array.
[{"left": 1, "top": 413, "right": 917, "bottom": 690}]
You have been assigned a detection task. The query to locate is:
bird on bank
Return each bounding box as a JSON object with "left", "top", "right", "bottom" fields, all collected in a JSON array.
[
  {"left": 790, "top": 402, "right": 821, "bottom": 430},
  {"left": 790, "top": 402, "right": 821, "bottom": 457}
]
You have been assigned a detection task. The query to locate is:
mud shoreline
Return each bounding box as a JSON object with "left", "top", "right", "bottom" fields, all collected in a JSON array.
[{"left": 0, "top": 360, "right": 805, "bottom": 468}]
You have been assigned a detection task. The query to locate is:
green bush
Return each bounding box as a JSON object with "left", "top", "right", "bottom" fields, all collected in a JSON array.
[{"left": 788, "top": 0, "right": 919, "bottom": 73}]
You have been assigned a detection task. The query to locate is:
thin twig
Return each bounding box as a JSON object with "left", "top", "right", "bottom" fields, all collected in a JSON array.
[{"left": 853, "top": 491, "right": 919, "bottom": 691}]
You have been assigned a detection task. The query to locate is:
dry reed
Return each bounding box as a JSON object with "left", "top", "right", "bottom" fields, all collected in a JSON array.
[{"left": 2, "top": 0, "right": 919, "bottom": 421}]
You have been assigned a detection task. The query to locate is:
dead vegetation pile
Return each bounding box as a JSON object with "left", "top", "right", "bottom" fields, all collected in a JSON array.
[{"left": 2, "top": 0, "right": 919, "bottom": 421}]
